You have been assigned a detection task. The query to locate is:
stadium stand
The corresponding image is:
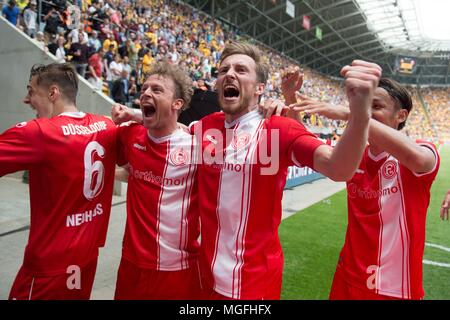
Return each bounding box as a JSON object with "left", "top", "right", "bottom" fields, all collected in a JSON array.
[
  {"left": 3, "top": 0, "right": 448, "bottom": 142},
  {"left": 420, "top": 87, "right": 450, "bottom": 142},
  {"left": 1, "top": 0, "right": 449, "bottom": 303}
]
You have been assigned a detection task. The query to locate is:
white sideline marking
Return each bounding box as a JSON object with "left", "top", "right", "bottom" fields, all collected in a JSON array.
[
  {"left": 425, "top": 242, "right": 450, "bottom": 253},
  {"left": 423, "top": 260, "right": 450, "bottom": 268}
]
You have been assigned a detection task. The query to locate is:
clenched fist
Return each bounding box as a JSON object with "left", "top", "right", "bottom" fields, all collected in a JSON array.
[
  {"left": 111, "top": 103, "right": 135, "bottom": 124},
  {"left": 341, "top": 60, "right": 382, "bottom": 121}
]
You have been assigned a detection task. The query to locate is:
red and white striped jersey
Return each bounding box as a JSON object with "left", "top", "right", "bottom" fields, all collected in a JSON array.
[
  {"left": 0, "top": 112, "right": 118, "bottom": 276},
  {"left": 117, "top": 124, "right": 200, "bottom": 271},
  {"left": 193, "top": 110, "right": 324, "bottom": 299},
  {"left": 339, "top": 142, "right": 440, "bottom": 299}
]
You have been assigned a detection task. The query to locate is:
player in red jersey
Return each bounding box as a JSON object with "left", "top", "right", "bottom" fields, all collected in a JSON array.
[
  {"left": 290, "top": 78, "right": 440, "bottom": 299},
  {"left": 192, "top": 42, "right": 382, "bottom": 300},
  {"left": 0, "top": 63, "right": 118, "bottom": 300},
  {"left": 111, "top": 61, "right": 202, "bottom": 299},
  {"left": 113, "top": 42, "right": 381, "bottom": 300}
]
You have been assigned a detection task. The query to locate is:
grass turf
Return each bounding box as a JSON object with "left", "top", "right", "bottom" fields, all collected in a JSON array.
[{"left": 280, "top": 145, "right": 450, "bottom": 300}]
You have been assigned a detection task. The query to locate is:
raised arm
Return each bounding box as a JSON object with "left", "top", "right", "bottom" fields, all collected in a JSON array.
[
  {"left": 311, "top": 60, "right": 381, "bottom": 181},
  {"left": 292, "top": 99, "right": 436, "bottom": 175},
  {"left": 367, "top": 119, "right": 436, "bottom": 173},
  {"left": 281, "top": 66, "right": 304, "bottom": 122},
  {"left": 281, "top": 66, "right": 303, "bottom": 105},
  {"left": 111, "top": 104, "right": 142, "bottom": 124},
  {"left": 258, "top": 66, "right": 304, "bottom": 119}
]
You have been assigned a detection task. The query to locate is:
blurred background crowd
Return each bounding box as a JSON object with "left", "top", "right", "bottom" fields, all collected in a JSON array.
[{"left": 2, "top": 0, "right": 448, "bottom": 141}]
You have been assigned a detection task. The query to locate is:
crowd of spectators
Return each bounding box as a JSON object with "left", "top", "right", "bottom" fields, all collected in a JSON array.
[
  {"left": 421, "top": 87, "right": 450, "bottom": 141},
  {"left": 2, "top": 0, "right": 448, "bottom": 142},
  {"left": 403, "top": 88, "right": 436, "bottom": 141}
]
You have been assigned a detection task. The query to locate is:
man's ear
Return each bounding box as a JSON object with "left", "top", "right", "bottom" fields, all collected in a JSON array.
[
  {"left": 48, "top": 85, "right": 60, "bottom": 102},
  {"left": 255, "top": 83, "right": 265, "bottom": 96},
  {"left": 172, "top": 98, "right": 185, "bottom": 112},
  {"left": 397, "top": 108, "right": 408, "bottom": 124}
]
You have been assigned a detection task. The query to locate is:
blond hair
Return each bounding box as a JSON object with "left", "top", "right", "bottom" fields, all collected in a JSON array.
[
  {"left": 147, "top": 60, "right": 194, "bottom": 111},
  {"left": 219, "top": 41, "right": 269, "bottom": 84}
]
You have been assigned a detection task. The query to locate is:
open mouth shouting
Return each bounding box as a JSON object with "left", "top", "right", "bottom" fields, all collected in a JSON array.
[
  {"left": 223, "top": 84, "right": 240, "bottom": 102},
  {"left": 141, "top": 102, "right": 156, "bottom": 118}
]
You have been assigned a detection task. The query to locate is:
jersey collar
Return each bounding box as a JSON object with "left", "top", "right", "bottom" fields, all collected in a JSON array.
[
  {"left": 147, "top": 128, "right": 184, "bottom": 144},
  {"left": 224, "top": 109, "right": 262, "bottom": 129},
  {"left": 58, "top": 111, "right": 86, "bottom": 118},
  {"left": 368, "top": 148, "right": 389, "bottom": 162}
]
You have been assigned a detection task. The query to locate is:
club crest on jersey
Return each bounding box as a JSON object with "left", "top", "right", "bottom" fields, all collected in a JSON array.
[
  {"left": 170, "top": 148, "right": 189, "bottom": 166},
  {"left": 15, "top": 121, "right": 27, "bottom": 128},
  {"left": 382, "top": 160, "right": 397, "bottom": 179},
  {"left": 231, "top": 132, "right": 251, "bottom": 150}
]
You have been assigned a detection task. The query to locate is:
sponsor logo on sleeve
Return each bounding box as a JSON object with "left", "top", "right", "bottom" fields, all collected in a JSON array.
[{"left": 133, "top": 143, "right": 147, "bottom": 151}]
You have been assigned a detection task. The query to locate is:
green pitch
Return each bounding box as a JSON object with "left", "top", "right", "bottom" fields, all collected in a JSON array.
[{"left": 280, "top": 145, "right": 450, "bottom": 300}]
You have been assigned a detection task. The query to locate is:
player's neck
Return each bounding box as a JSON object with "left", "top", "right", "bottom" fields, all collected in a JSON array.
[
  {"left": 369, "top": 144, "right": 385, "bottom": 157},
  {"left": 225, "top": 104, "right": 258, "bottom": 123},
  {"left": 53, "top": 103, "right": 78, "bottom": 117},
  {"left": 148, "top": 122, "right": 178, "bottom": 139}
]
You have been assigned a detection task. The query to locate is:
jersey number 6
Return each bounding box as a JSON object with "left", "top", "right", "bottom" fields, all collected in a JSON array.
[{"left": 83, "top": 141, "right": 106, "bottom": 201}]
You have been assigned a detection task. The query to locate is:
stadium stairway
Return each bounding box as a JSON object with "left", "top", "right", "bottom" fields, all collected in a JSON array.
[
  {"left": 0, "top": 15, "right": 115, "bottom": 133},
  {"left": 0, "top": 15, "right": 125, "bottom": 196}
]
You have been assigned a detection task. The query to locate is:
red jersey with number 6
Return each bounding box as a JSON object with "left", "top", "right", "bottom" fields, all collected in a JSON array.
[{"left": 0, "top": 112, "right": 117, "bottom": 276}]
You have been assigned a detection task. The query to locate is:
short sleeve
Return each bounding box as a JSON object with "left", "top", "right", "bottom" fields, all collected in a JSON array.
[
  {"left": 412, "top": 140, "right": 440, "bottom": 179},
  {"left": 0, "top": 121, "right": 44, "bottom": 176},
  {"left": 270, "top": 117, "right": 325, "bottom": 170},
  {"left": 116, "top": 123, "right": 132, "bottom": 167}
]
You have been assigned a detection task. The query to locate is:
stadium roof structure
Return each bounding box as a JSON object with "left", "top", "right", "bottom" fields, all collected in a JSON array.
[{"left": 182, "top": 0, "right": 450, "bottom": 85}]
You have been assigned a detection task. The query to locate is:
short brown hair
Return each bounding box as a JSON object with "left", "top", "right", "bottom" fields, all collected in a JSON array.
[
  {"left": 146, "top": 60, "right": 194, "bottom": 111},
  {"left": 30, "top": 63, "right": 78, "bottom": 103},
  {"left": 219, "top": 41, "right": 269, "bottom": 84},
  {"left": 378, "top": 78, "right": 412, "bottom": 130}
]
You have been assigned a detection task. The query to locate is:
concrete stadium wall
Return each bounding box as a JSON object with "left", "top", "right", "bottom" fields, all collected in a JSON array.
[
  {"left": 0, "top": 16, "right": 115, "bottom": 133},
  {"left": 0, "top": 16, "right": 323, "bottom": 191},
  {"left": 0, "top": 17, "right": 126, "bottom": 195}
]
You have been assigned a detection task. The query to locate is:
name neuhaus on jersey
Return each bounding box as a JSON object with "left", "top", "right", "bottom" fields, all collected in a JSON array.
[{"left": 66, "top": 203, "right": 103, "bottom": 227}]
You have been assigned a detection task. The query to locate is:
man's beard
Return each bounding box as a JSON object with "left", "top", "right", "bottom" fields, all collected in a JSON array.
[{"left": 220, "top": 95, "right": 252, "bottom": 115}]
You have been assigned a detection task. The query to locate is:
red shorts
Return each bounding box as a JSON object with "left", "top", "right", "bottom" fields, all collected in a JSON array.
[
  {"left": 199, "top": 273, "right": 282, "bottom": 300},
  {"left": 200, "top": 286, "right": 234, "bottom": 300},
  {"left": 200, "top": 285, "right": 281, "bottom": 300},
  {"left": 329, "top": 265, "right": 400, "bottom": 300},
  {"left": 9, "top": 258, "right": 98, "bottom": 300},
  {"left": 114, "top": 258, "right": 202, "bottom": 300}
]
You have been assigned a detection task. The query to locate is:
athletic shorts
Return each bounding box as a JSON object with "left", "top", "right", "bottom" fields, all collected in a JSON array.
[
  {"left": 329, "top": 265, "right": 400, "bottom": 300},
  {"left": 9, "top": 258, "right": 98, "bottom": 300},
  {"left": 199, "top": 277, "right": 282, "bottom": 300},
  {"left": 114, "top": 257, "right": 202, "bottom": 300}
]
